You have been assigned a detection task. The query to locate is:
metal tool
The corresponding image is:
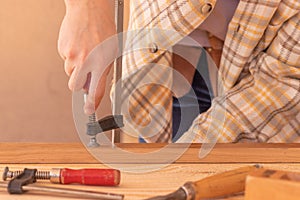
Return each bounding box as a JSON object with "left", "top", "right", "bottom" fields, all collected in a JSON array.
[
  {"left": 0, "top": 183, "right": 123, "bottom": 200},
  {"left": 145, "top": 165, "right": 261, "bottom": 200},
  {"left": 84, "top": 93, "right": 100, "bottom": 147},
  {"left": 3, "top": 167, "right": 120, "bottom": 186},
  {"left": 83, "top": 1, "right": 124, "bottom": 147},
  {"left": 112, "top": 0, "right": 124, "bottom": 143},
  {"left": 84, "top": 94, "right": 124, "bottom": 148},
  {"left": 0, "top": 168, "right": 123, "bottom": 200}
]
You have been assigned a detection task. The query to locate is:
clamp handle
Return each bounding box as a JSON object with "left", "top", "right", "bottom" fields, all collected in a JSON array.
[{"left": 59, "top": 168, "right": 120, "bottom": 186}]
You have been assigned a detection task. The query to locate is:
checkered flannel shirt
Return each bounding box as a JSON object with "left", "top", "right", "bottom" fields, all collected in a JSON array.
[{"left": 116, "top": 0, "right": 300, "bottom": 143}]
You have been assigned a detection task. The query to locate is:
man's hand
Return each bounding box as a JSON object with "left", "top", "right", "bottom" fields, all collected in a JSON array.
[{"left": 58, "top": 0, "right": 117, "bottom": 114}]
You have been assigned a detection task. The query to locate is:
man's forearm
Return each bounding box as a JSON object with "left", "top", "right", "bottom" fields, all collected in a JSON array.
[
  {"left": 64, "top": 0, "right": 115, "bottom": 17},
  {"left": 58, "top": 0, "right": 117, "bottom": 113}
]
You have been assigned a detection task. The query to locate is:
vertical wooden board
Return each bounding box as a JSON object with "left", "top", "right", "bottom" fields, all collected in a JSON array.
[{"left": 245, "top": 177, "right": 300, "bottom": 200}]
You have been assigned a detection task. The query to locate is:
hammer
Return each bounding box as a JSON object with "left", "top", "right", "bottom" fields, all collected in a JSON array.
[{"left": 0, "top": 168, "right": 124, "bottom": 200}]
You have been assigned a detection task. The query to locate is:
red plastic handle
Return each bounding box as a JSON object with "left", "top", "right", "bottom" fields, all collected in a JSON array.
[{"left": 60, "top": 168, "right": 120, "bottom": 186}]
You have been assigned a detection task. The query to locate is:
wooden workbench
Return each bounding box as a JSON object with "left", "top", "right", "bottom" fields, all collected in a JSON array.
[{"left": 1, "top": 143, "right": 300, "bottom": 199}]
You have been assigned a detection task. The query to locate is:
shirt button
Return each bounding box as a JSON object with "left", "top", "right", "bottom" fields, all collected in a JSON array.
[
  {"left": 207, "top": 47, "right": 212, "bottom": 52},
  {"left": 201, "top": 3, "right": 213, "bottom": 14},
  {"left": 149, "top": 43, "right": 158, "bottom": 53}
]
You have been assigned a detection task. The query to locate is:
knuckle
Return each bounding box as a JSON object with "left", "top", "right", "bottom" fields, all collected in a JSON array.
[
  {"left": 78, "top": 51, "right": 89, "bottom": 63},
  {"left": 65, "top": 51, "right": 76, "bottom": 59}
]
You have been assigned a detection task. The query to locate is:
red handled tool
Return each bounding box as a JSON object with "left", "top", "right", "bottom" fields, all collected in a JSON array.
[
  {"left": 1, "top": 168, "right": 123, "bottom": 199},
  {"left": 3, "top": 167, "right": 120, "bottom": 186}
]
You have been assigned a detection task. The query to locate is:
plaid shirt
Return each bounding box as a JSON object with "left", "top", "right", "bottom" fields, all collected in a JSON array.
[{"left": 117, "top": 0, "right": 300, "bottom": 143}]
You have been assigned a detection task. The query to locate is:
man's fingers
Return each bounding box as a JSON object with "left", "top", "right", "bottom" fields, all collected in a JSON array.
[
  {"left": 68, "top": 64, "right": 90, "bottom": 91},
  {"left": 83, "top": 73, "right": 91, "bottom": 92},
  {"left": 84, "top": 70, "right": 108, "bottom": 115},
  {"left": 84, "top": 64, "right": 113, "bottom": 115},
  {"left": 94, "top": 72, "right": 108, "bottom": 110},
  {"left": 64, "top": 59, "right": 75, "bottom": 76},
  {"left": 84, "top": 73, "right": 98, "bottom": 115}
]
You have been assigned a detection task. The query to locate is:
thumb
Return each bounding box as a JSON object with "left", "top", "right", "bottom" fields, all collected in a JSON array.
[{"left": 68, "top": 60, "right": 90, "bottom": 91}]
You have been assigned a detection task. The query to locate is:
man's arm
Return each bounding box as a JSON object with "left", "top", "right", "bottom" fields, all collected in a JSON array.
[{"left": 58, "top": 0, "right": 117, "bottom": 114}]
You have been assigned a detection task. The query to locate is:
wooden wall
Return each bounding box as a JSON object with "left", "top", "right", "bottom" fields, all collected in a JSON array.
[{"left": 0, "top": 0, "right": 136, "bottom": 143}]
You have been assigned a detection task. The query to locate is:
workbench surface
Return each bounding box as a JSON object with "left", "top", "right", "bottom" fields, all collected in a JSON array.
[{"left": 1, "top": 143, "right": 300, "bottom": 200}]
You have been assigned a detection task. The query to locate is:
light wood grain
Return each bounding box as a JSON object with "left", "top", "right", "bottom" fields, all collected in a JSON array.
[
  {"left": 2, "top": 142, "right": 300, "bottom": 199},
  {"left": 1, "top": 143, "right": 300, "bottom": 164}
]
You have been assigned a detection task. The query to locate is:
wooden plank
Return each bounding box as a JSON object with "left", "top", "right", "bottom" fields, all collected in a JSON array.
[
  {"left": 245, "top": 168, "right": 300, "bottom": 200},
  {"left": 1, "top": 164, "right": 300, "bottom": 200},
  {"left": 0, "top": 143, "right": 96, "bottom": 164},
  {"left": 1, "top": 143, "right": 300, "bottom": 164}
]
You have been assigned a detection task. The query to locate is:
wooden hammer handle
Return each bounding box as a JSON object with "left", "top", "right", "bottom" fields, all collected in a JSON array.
[
  {"left": 192, "top": 165, "right": 260, "bottom": 199},
  {"left": 145, "top": 166, "right": 260, "bottom": 200}
]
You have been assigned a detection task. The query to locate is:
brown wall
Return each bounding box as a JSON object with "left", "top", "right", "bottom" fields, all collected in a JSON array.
[{"left": 0, "top": 0, "right": 79, "bottom": 142}]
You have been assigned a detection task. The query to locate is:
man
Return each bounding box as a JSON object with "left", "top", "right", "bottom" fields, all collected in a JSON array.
[{"left": 58, "top": 0, "right": 300, "bottom": 143}]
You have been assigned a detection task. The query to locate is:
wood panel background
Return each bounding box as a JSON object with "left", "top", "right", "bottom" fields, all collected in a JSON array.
[{"left": 0, "top": 0, "right": 116, "bottom": 142}]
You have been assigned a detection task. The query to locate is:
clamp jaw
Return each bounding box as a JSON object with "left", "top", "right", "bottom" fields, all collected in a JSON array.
[
  {"left": 86, "top": 114, "right": 124, "bottom": 147},
  {"left": 6, "top": 168, "right": 37, "bottom": 194},
  {"left": 86, "top": 115, "right": 124, "bottom": 136}
]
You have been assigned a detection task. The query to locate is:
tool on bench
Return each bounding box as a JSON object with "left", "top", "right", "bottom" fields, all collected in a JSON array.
[
  {"left": 145, "top": 165, "right": 261, "bottom": 200},
  {"left": 0, "top": 168, "right": 124, "bottom": 200},
  {"left": 83, "top": 0, "right": 125, "bottom": 147},
  {"left": 3, "top": 167, "right": 120, "bottom": 186}
]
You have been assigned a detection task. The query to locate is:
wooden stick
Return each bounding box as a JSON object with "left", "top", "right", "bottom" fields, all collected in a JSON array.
[
  {"left": 1, "top": 143, "right": 300, "bottom": 164},
  {"left": 112, "top": 0, "right": 124, "bottom": 143}
]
